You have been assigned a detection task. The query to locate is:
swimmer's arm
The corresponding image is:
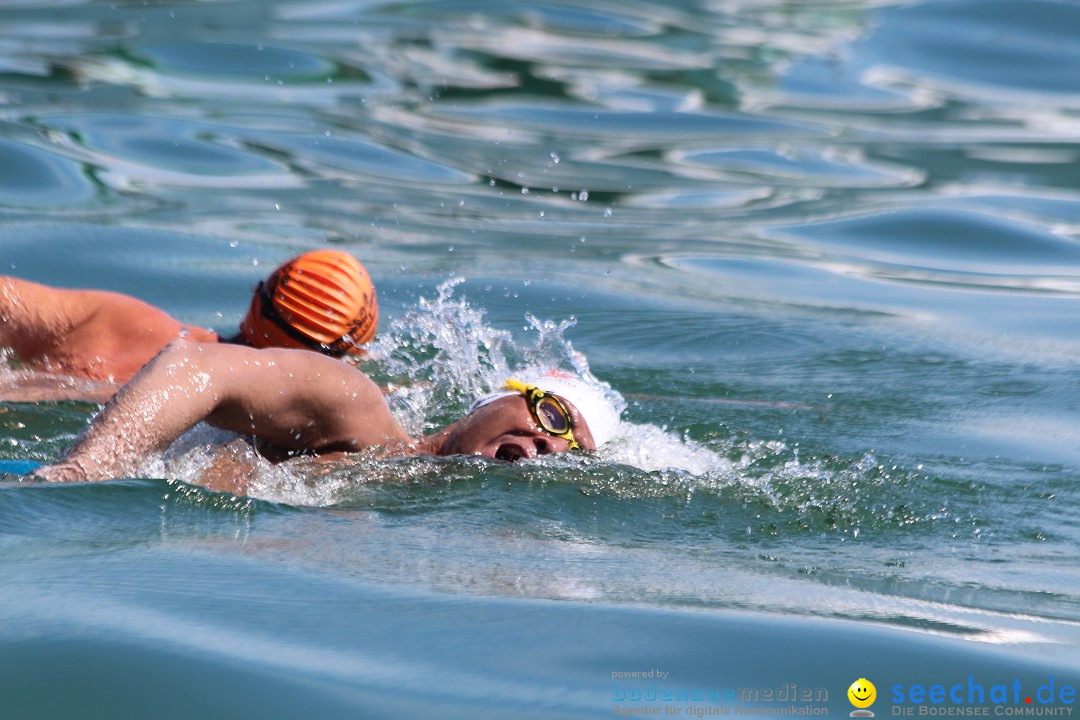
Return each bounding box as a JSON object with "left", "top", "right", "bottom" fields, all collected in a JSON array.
[{"left": 31, "top": 341, "right": 411, "bottom": 483}]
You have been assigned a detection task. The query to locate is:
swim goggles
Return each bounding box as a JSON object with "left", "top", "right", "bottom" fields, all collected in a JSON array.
[{"left": 503, "top": 378, "right": 579, "bottom": 450}]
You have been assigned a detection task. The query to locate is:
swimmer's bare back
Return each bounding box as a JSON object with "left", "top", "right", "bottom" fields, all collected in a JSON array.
[{"left": 0, "top": 276, "right": 218, "bottom": 388}]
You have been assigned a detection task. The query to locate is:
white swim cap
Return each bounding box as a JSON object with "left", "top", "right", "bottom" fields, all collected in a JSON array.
[{"left": 469, "top": 371, "right": 622, "bottom": 447}]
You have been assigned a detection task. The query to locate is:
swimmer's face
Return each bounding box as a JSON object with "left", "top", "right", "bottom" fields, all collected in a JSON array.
[
  {"left": 438, "top": 393, "right": 596, "bottom": 461},
  {"left": 848, "top": 679, "right": 876, "bottom": 709}
]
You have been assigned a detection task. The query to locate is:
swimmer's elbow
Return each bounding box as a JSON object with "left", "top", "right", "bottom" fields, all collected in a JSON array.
[
  {"left": 157, "top": 337, "right": 202, "bottom": 358},
  {"left": 145, "top": 338, "right": 223, "bottom": 378}
]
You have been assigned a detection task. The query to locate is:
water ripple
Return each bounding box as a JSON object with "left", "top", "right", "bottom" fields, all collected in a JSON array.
[
  {"left": 774, "top": 207, "right": 1080, "bottom": 276},
  {"left": 34, "top": 113, "right": 296, "bottom": 189},
  {"left": 860, "top": 0, "right": 1080, "bottom": 105},
  {"left": 76, "top": 44, "right": 398, "bottom": 104},
  {"left": 670, "top": 146, "right": 922, "bottom": 188},
  {"left": 0, "top": 136, "right": 97, "bottom": 207},
  {"left": 427, "top": 101, "right": 833, "bottom": 142}
]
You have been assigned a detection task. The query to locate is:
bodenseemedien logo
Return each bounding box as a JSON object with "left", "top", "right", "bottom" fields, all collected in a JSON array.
[{"left": 849, "top": 678, "right": 877, "bottom": 717}]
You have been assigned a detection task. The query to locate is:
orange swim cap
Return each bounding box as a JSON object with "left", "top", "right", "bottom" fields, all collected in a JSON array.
[{"left": 238, "top": 250, "right": 378, "bottom": 356}]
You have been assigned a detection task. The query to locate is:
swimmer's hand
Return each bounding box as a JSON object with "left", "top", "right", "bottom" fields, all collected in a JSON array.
[{"left": 27, "top": 460, "right": 89, "bottom": 483}]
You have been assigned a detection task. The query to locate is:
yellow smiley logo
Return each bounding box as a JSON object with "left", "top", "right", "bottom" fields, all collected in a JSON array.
[{"left": 848, "top": 678, "right": 877, "bottom": 709}]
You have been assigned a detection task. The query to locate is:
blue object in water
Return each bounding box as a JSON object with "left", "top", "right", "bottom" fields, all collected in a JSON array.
[{"left": 0, "top": 459, "right": 43, "bottom": 475}]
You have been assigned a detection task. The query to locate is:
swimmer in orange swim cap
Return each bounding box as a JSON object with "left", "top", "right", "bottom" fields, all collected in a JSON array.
[{"left": 0, "top": 249, "right": 378, "bottom": 396}]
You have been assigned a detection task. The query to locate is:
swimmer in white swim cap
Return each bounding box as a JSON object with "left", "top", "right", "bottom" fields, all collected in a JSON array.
[{"left": 31, "top": 346, "right": 624, "bottom": 487}]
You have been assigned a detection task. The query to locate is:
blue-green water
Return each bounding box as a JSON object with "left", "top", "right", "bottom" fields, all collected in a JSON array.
[{"left": 2, "top": 0, "right": 1080, "bottom": 717}]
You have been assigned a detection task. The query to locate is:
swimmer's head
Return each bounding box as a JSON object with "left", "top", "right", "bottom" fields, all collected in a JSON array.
[
  {"left": 239, "top": 250, "right": 378, "bottom": 357},
  {"left": 465, "top": 372, "right": 623, "bottom": 452}
]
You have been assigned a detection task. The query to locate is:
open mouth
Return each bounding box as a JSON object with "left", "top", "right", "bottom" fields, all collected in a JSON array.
[{"left": 495, "top": 443, "right": 528, "bottom": 462}]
